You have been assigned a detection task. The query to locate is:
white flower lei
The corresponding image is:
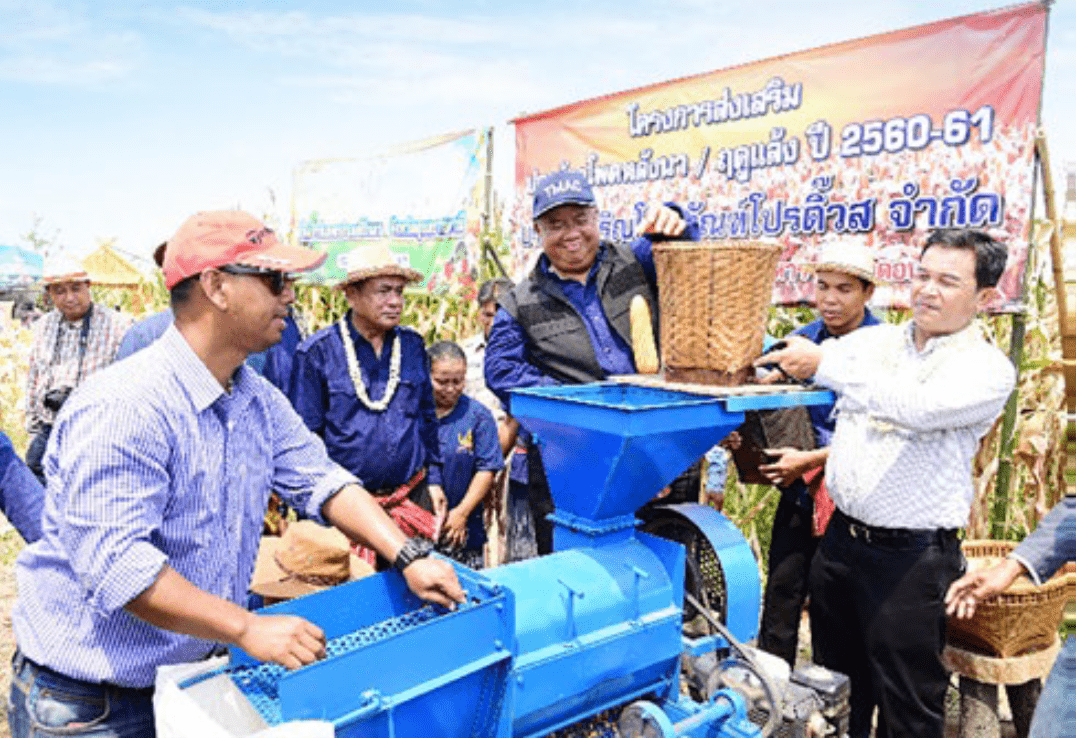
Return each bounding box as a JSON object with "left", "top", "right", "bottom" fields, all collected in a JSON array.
[{"left": 338, "top": 315, "right": 401, "bottom": 412}]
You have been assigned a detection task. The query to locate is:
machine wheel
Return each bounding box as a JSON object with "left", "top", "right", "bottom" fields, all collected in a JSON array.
[
  {"left": 640, "top": 512, "right": 729, "bottom": 630},
  {"left": 617, "top": 700, "right": 675, "bottom": 738}
]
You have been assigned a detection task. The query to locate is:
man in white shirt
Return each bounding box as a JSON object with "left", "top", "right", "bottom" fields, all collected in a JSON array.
[{"left": 760, "top": 229, "right": 1015, "bottom": 738}]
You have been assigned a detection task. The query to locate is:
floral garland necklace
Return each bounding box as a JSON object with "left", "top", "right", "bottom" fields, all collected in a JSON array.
[{"left": 338, "top": 315, "right": 401, "bottom": 412}]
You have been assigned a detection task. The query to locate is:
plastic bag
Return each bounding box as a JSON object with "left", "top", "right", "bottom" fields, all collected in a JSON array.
[{"left": 154, "top": 657, "right": 333, "bottom": 738}]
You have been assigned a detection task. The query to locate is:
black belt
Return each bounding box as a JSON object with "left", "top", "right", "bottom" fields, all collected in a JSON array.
[{"left": 833, "top": 508, "right": 959, "bottom": 547}]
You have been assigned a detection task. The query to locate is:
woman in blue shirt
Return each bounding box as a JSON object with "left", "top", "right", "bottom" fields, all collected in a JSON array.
[{"left": 428, "top": 341, "right": 504, "bottom": 569}]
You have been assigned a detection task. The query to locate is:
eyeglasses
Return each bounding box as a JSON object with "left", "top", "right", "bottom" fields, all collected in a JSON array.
[{"left": 217, "top": 264, "right": 293, "bottom": 295}]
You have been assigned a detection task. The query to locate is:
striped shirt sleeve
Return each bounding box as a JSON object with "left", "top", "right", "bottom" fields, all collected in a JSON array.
[{"left": 50, "top": 396, "right": 170, "bottom": 617}]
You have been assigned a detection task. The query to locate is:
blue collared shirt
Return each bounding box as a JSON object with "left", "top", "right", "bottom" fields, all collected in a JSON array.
[
  {"left": 437, "top": 395, "right": 504, "bottom": 551},
  {"left": 114, "top": 309, "right": 174, "bottom": 361},
  {"left": 12, "top": 326, "right": 355, "bottom": 688},
  {"left": 289, "top": 315, "right": 443, "bottom": 490},
  {"left": 792, "top": 308, "right": 881, "bottom": 446}
]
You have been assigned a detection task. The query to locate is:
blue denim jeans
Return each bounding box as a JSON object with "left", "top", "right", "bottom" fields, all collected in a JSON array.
[{"left": 8, "top": 651, "right": 155, "bottom": 737}]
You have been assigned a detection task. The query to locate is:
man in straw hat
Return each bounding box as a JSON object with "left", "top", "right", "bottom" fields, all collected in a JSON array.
[
  {"left": 484, "top": 169, "right": 699, "bottom": 554},
  {"left": 290, "top": 241, "right": 447, "bottom": 565},
  {"left": 8, "top": 211, "right": 464, "bottom": 738},
  {"left": 759, "top": 229, "right": 1015, "bottom": 738},
  {"left": 752, "top": 238, "right": 881, "bottom": 670},
  {"left": 24, "top": 252, "right": 129, "bottom": 483}
]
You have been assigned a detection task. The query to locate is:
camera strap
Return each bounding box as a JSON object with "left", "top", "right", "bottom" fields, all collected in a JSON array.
[{"left": 50, "top": 303, "right": 94, "bottom": 385}]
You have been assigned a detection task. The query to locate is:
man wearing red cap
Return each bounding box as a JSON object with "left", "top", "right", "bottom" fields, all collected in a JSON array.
[{"left": 8, "top": 211, "right": 465, "bottom": 738}]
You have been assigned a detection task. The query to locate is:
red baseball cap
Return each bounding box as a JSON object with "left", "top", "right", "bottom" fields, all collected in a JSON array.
[{"left": 163, "top": 210, "right": 327, "bottom": 289}]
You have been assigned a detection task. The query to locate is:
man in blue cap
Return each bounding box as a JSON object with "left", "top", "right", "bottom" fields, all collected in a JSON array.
[{"left": 485, "top": 170, "right": 699, "bottom": 553}]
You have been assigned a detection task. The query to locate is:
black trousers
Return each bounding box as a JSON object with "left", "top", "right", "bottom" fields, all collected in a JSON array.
[
  {"left": 526, "top": 444, "right": 555, "bottom": 556},
  {"left": 809, "top": 509, "right": 964, "bottom": 738},
  {"left": 758, "top": 485, "right": 818, "bottom": 668}
]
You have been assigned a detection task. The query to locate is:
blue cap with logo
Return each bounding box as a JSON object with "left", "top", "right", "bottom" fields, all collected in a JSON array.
[{"left": 532, "top": 170, "right": 595, "bottom": 219}]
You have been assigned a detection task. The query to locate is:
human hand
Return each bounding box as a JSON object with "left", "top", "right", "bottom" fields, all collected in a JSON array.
[
  {"left": 757, "top": 368, "right": 784, "bottom": 385},
  {"left": 759, "top": 447, "right": 817, "bottom": 487},
  {"left": 236, "top": 613, "right": 326, "bottom": 670},
  {"left": 428, "top": 485, "right": 448, "bottom": 540},
  {"left": 442, "top": 508, "right": 469, "bottom": 549},
  {"left": 402, "top": 557, "right": 467, "bottom": 609},
  {"left": 752, "top": 335, "right": 822, "bottom": 381},
  {"left": 638, "top": 205, "right": 687, "bottom": 237},
  {"left": 945, "top": 558, "right": 1025, "bottom": 619}
]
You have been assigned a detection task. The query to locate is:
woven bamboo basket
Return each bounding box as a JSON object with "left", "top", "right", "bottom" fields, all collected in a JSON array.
[
  {"left": 946, "top": 540, "right": 1075, "bottom": 658},
  {"left": 652, "top": 241, "right": 782, "bottom": 385}
]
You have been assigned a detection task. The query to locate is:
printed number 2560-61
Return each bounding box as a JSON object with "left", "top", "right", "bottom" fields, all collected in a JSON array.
[{"left": 840, "top": 106, "right": 994, "bottom": 158}]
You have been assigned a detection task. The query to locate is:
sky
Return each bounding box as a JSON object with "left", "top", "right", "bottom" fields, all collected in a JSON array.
[{"left": 1, "top": 0, "right": 1073, "bottom": 268}]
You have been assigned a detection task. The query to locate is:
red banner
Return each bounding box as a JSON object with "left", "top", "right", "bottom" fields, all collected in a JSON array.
[{"left": 512, "top": 3, "right": 1047, "bottom": 309}]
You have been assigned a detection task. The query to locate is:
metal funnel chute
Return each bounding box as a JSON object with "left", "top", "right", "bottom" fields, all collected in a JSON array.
[{"left": 510, "top": 383, "right": 829, "bottom": 527}]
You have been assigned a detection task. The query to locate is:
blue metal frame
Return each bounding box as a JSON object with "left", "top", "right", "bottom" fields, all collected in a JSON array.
[
  {"left": 654, "top": 504, "right": 762, "bottom": 644},
  {"left": 186, "top": 382, "right": 831, "bottom": 737}
]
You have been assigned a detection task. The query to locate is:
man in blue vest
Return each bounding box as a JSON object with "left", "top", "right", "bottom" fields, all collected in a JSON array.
[{"left": 485, "top": 170, "right": 699, "bottom": 553}]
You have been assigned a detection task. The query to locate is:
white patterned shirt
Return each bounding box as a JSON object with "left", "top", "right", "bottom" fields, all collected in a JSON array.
[
  {"left": 25, "top": 305, "right": 130, "bottom": 433},
  {"left": 816, "top": 321, "right": 1015, "bottom": 530}
]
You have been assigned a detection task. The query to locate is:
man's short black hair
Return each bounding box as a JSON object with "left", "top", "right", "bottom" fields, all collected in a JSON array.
[
  {"left": 427, "top": 340, "right": 466, "bottom": 367},
  {"left": 477, "top": 278, "right": 513, "bottom": 306},
  {"left": 921, "top": 229, "right": 1007, "bottom": 290},
  {"left": 169, "top": 274, "right": 200, "bottom": 310}
]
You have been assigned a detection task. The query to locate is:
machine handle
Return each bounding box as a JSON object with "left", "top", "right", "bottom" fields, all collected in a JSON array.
[
  {"left": 624, "top": 564, "right": 651, "bottom": 623},
  {"left": 332, "top": 689, "right": 383, "bottom": 726},
  {"left": 557, "top": 579, "right": 585, "bottom": 641}
]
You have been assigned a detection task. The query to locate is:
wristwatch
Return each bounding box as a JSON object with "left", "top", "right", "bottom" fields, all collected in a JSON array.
[{"left": 393, "top": 537, "right": 434, "bottom": 572}]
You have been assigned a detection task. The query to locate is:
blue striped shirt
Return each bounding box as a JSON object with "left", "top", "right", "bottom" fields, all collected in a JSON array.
[{"left": 12, "top": 325, "right": 356, "bottom": 688}]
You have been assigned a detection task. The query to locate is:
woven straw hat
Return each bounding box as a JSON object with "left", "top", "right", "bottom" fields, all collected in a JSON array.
[
  {"left": 250, "top": 521, "right": 373, "bottom": 601},
  {"left": 812, "top": 239, "right": 877, "bottom": 284},
  {"left": 41, "top": 253, "right": 90, "bottom": 285},
  {"left": 336, "top": 241, "right": 423, "bottom": 289}
]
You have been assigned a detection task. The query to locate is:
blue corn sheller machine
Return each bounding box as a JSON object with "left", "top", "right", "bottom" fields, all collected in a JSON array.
[{"left": 191, "top": 382, "right": 842, "bottom": 737}]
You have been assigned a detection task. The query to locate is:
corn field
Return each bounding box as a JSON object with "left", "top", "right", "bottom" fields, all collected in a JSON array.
[{"left": 1, "top": 235, "right": 1066, "bottom": 571}]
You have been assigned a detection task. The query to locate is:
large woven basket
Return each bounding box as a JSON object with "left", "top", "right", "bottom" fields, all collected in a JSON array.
[
  {"left": 946, "top": 540, "right": 1075, "bottom": 658},
  {"left": 652, "top": 241, "right": 782, "bottom": 385}
]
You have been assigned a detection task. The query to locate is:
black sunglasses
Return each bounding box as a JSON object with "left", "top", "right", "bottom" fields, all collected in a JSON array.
[{"left": 217, "top": 264, "right": 292, "bottom": 295}]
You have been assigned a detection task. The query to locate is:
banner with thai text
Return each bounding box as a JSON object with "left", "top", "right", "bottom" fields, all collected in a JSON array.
[
  {"left": 293, "top": 129, "right": 487, "bottom": 296},
  {"left": 512, "top": 3, "right": 1047, "bottom": 309}
]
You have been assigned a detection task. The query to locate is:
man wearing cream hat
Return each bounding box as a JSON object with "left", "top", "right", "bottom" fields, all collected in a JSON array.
[
  {"left": 23, "top": 252, "right": 129, "bottom": 482},
  {"left": 754, "top": 238, "right": 880, "bottom": 670},
  {"left": 290, "top": 243, "right": 447, "bottom": 565}
]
